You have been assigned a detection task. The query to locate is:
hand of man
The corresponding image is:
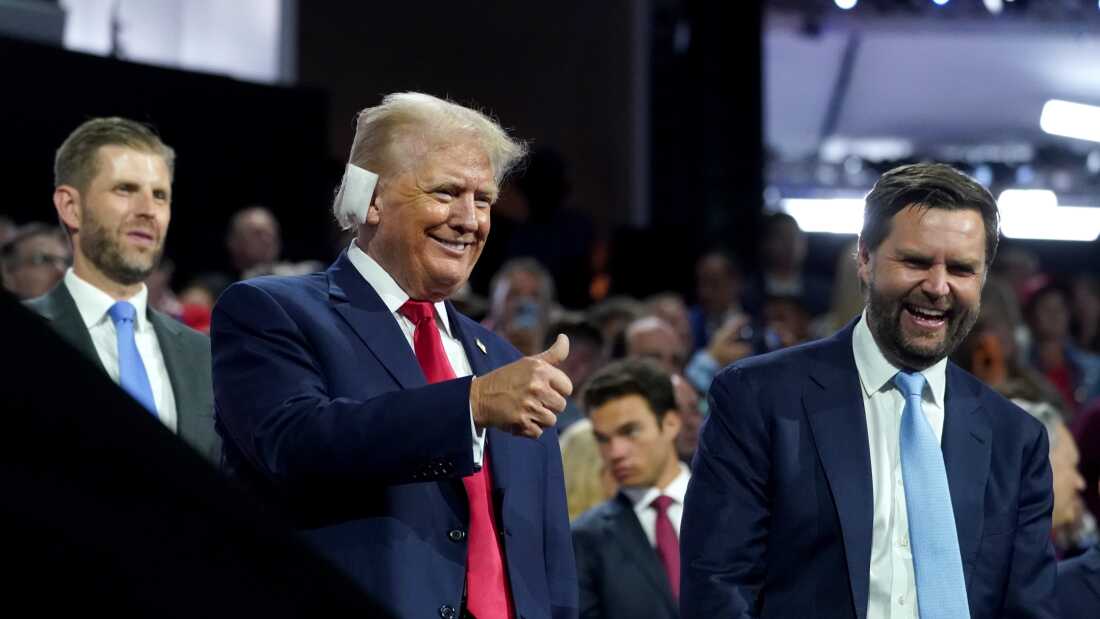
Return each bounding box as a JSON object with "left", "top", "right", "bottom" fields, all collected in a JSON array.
[
  {"left": 470, "top": 334, "right": 573, "bottom": 439},
  {"left": 707, "top": 315, "right": 755, "bottom": 367}
]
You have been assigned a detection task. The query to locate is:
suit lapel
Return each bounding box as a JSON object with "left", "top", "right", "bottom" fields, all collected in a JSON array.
[
  {"left": 446, "top": 300, "right": 493, "bottom": 378},
  {"left": 605, "top": 494, "right": 677, "bottom": 614},
  {"left": 149, "top": 310, "right": 198, "bottom": 440},
  {"left": 803, "top": 323, "right": 874, "bottom": 619},
  {"left": 36, "top": 283, "right": 106, "bottom": 373},
  {"left": 941, "top": 364, "right": 991, "bottom": 574},
  {"left": 327, "top": 253, "right": 425, "bottom": 389}
]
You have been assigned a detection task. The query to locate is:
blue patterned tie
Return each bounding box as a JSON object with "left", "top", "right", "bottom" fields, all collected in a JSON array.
[
  {"left": 893, "top": 370, "right": 970, "bottom": 618},
  {"left": 107, "top": 301, "right": 158, "bottom": 417}
]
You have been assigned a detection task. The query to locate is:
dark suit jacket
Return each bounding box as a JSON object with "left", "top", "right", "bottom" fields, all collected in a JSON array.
[
  {"left": 1058, "top": 544, "right": 1100, "bottom": 619},
  {"left": 572, "top": 493, "right": 678, "bottom": 619},
  {"left": 210, "top": 252, "right": 578, "bottom": 619},
  {"left": 681, "top": 318, "right": 1058, "bottom": 619},
  {"left": 26, "top": 282, "right": 219, "bottom": 461}
]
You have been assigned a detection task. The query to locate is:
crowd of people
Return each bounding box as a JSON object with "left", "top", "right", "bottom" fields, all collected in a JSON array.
[{"left": 2, "top": 94, "right": 1099, "bottom": 618}]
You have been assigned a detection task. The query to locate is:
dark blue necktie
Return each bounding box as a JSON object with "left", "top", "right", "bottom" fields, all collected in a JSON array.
[
  {"left": 894, "top": 370, "right": 969, "bottom": 618},
  {"left": 107, "top": 301, "right": 158, "bottom": 417}
]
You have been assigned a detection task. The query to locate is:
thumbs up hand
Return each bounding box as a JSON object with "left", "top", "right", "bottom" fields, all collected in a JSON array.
[{"left": 470, "top": 334, "right": 573, "bottom": 439}]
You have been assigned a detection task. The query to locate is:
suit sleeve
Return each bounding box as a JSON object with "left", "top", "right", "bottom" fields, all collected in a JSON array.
[
  {"left": 1002, "top": 420, "right": 1058, "bottom": 617},
  {"left": 681, "top": 366, "right": 769, "bottom": 619},
  {"left": 543, "top": 427, "right": 580, "bottom": 619},
  {"left": 211, "top": 281, "right": 477, "bottom": 488}
]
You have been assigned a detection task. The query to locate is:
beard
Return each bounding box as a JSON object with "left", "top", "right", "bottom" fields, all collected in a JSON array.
[
  {"left": 80, "top": 210, "right": 163, "bottom": 286},
  {"left": 865, "top": 276, "right": 980, "bottom": 371}
]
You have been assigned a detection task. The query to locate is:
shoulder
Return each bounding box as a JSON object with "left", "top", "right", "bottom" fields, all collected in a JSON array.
[
  {"left": 23, "top": 283, "right": 68, "bottom": 318},
  {"left": 216, "top": 273, "right": 330, "bottom": 316},
  {"left": 950, "top": 362, "right": 1046, "bottom": 440},
  {"left": 571, "top": 498, "right": 621, "bottom": 537},
  {"left": 714, "top": 333, "right": 837, "bottom": 391}
]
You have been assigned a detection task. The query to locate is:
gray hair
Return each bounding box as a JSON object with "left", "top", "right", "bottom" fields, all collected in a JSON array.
[
  {"left": 1011, "top": 398, "right": 1063, "bottom": 453},
  {"left": 333, "top": 92, "right": 527, "bottom": 230}
]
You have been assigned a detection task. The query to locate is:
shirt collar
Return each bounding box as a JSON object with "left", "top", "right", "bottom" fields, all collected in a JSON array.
[
  {"left": 621, "top": 462, "right": 692, "bottom": 510},
  {"left": 346, "top": 240, "right": 452, "bottom": 338},
  {"left": 64, "top": 268, "right": 150, "bottom": 332},
  {"left": 852, "top": 309, "right": 946, "bottom": 407}
]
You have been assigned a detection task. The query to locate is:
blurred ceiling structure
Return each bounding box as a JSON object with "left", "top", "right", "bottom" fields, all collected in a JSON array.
[{"left": 765, "top": 0, "right": 1100, "bottom": 239}]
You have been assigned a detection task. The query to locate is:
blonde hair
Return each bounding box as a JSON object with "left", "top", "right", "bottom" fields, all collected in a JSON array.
[
  {"left": 333, "top": 92, "right": 527, "bottom": 230},
  {"left": 55, "top": 117, "right": 175, "bottom": 193},
  {"left": 560, "top": 419, "right": 617, "bottom": 521}
]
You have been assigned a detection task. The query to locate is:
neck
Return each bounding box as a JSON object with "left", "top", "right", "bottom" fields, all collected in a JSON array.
[
  {"left": 654, "top": 456, "right": 682, "bottom": 491},
  {"left": 72, "top": 252, "right": 142, "bottom": 301}
]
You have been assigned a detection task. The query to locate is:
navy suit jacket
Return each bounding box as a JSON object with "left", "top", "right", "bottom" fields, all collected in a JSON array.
[
  {"left": 572, "top": 493, "right": 678, "bottom": 619},
  {"left": 681, "top": 319, "right": 1057, "bottom": 618},
  {"left": 1058, "top": 544, "right": 1100, "bottom": 619},
  {"left": 211, "top": 252, "right": 578, "bottom": 619}
]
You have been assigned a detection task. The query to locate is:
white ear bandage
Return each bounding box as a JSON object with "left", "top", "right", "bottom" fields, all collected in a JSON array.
[{"left": 336, "top": 163, "right": 379, "bottom": 227}]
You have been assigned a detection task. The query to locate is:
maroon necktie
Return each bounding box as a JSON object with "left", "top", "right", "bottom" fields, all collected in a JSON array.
[
  {"left": 651, "top": 494, "right": 680, "bottom": 599},
  {"left": 398, "top": 300, "right": 514, "bottom": 619}
]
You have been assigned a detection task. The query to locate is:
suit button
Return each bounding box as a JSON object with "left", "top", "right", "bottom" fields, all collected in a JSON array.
[
  {"left": 448, "top": 529, "right": 466, "bottom": 542},
  {"left": 439, "top": 604, "right": 456, "bottom": 619}
]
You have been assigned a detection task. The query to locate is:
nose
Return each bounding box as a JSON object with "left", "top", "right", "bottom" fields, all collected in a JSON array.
[
  {"left": 451, "top": 193, "right": 478, "bottom": 232},
  {"left": 607, "top": 437, "right": 632, "bottom": 461},
  {"left": 922, "top": 264, "right": 950, "bottom": 299}
]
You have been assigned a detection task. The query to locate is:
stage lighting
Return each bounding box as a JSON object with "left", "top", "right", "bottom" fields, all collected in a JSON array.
[
  {"left": 834, "top": 0, "right": 858, "bottom": 9},
  {"left": 1040, "top": 99, "right": 1100, "bottom": 144}
]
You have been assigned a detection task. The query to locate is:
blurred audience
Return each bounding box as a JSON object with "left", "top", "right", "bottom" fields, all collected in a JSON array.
[
  {"left": 548, "top": 319, "right": 606, "bottom": 432},
  {"left": 688, "top": 250, "right": 745, "bottom": 352},
  {"left": 1024, "top": 280, "right": 1100, "bottom": 413},
  {"left": 1, "top": 222, "right": 70, "bottom": 300},
  {"left": 645, "top": 292, "right": 693, "bottom": 356},
  {"left": 589, "top": 295, "right": 647, "bottom": 360},
  {"left": 560, "top": 418, "right": 617, "bottom": 522},
  {"left": 744, "top": 212, "right": 830, "bottom": 318},
  {"left": 483, "top": 256, "right": 556, "bottom": 356},
  {"left": 812, "top": 239, "right": 864, "bottom": 338},
  {"left": 1071, "top": 275, "right": 1100, "bottom": 354},
  {"left": 624, "top": 316, "right": 686, "bottom": 373},
  {"left": 226, "top": 205, "right": 322, "bottom": 280}
]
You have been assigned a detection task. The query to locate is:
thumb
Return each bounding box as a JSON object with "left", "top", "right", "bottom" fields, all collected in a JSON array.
[{"left": 535, "top": 333, "right": 570, "bottom": 366}]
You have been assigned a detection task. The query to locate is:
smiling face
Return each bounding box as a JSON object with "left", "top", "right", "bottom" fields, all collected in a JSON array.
[
  {"left": 56, "top": 145, "right": 171, "bottom": 290},
  {"left": 363, "top": 138, "right": 496, "bottom": 301},
  {"left": 859, "top": 205, "right": 986, "bottom": 370}
]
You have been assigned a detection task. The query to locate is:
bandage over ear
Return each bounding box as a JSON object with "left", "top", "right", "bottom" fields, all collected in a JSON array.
[{"left": 335, "top": 163, "right": 379, "bottom": 228}]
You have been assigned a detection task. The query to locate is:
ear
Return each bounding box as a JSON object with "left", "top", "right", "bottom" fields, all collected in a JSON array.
[
  {"left": 365, "top": 195, "right": 383, "bottom": 226},
  {"left": 53, "top": 185, "right": 81, "bottom": 236},
  {"left": 661, "top": 409, "right": 682, "bottom": 440},
  {"left": 856, "top": 236, "right": 872, "bottom": 288}
]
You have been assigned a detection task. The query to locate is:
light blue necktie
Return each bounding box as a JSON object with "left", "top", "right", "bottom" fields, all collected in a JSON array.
[
  {"left": 893, "top": 370, "right": 970, "bottom": 618},
  {"left": 107, "top": 301, "right": 158, "bottom": 417}
]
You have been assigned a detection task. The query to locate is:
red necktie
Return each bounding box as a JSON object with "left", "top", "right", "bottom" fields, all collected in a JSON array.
[
  {"left": 651, "top": 495, "right": 680, "bottom": 599},
  {"left": 399, "top": 300, "right": 514, "bottom": 619}
]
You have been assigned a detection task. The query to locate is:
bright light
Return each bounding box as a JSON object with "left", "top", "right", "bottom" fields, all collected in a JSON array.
[
  {"left": 933, "top": 0, "right": 950, "bottom": 5},
  {"left": 778, "top": 191, "right": 1100, "bottom": 241},
  {"left": 983, "top": 0, "right": 1003, "bottom": 14},
  {"left": 1040, "top": 99, "right": 1100, "bottom": 144},
  {"left": 835, "top": 0, "right": 858, "bottom": 9},
  {"left": 778, "top": 198, "right": 865, "bottom": 235},
  {"left": 998, "top": 189, "right": 1100, "bottom": 241}
]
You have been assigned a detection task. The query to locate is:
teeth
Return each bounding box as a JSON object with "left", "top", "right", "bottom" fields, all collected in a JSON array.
[
  {"left": 433, "top": 238, "right": 467, "bottom": 251},
  {"left": 908, "top": 305, "right": 945, "bottom": 320}
]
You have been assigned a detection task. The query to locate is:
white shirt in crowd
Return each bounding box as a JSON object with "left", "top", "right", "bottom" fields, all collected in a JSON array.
[
  {"left": 64, "top": 268, "right": 178, "bottom": 433},
  {"left": 346, "top": 241, "right": 485, "bottom": 466},
  {"left": 853, "top": 311, "right": 947, "bottom": 619},
  {"left": 621, "top": 462, "right": 692, "bottom": 547}
]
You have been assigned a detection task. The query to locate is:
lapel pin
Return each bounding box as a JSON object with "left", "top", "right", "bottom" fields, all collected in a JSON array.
[{"left": 475, "top": 338, "right": 487, "bottom": 354}]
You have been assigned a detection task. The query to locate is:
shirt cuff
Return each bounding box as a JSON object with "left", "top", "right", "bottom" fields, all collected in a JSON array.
[{"left": 470, "top": 402, "right": 485, "bottom": 469}]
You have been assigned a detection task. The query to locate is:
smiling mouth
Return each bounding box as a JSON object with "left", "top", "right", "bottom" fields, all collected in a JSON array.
[
  {"left": 429, "top": 236, "right": 472, "bottom": 253},
  {"left": 125, "top": 230, "right": 157, "bottom": 244},
  {"left": 903, "top": 303, "right": 948, "bottom": 329}
]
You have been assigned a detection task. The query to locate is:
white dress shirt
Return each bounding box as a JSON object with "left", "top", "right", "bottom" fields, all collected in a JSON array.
[
  {"left": 346, "top": 242, "right": 485, "bottom": 465},
  {"left": 64, "top": 269, "right": 178, "bottom": 433},
  {"left": 853, "top": 311, "right": 947, "bottom": 619},
  {"left": 620, "top": 463, "right": 691, "bottom": 546}
]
